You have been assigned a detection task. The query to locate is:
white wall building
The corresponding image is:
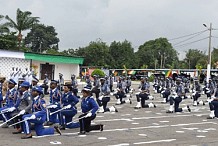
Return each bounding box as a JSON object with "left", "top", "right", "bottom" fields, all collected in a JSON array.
[{"left": 0, "top": 50, "right": 84, "bottom": 81}]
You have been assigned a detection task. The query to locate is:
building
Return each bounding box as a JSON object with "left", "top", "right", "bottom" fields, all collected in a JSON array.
[{"left": 0, "top": 50, "right": 84, "bottom": 81}]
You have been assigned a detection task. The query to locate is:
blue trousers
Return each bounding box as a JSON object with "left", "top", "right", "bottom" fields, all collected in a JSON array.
[
  {"left": 0, "top": 106, "right": 12, "bottom": 122},
  {"left": 48, "top": 107, "right": 61, "bottom": 124},
  {"left": 23, "top": 114, "right": 54, "bottom": 136},
  {"left": 60, "top": 109, "right": 79, "bottom": 128},
  {"left": 169, "top": 96, "right": 183, "bottom": 112},
  {"left": 209, "top": 100, "right": 218, "bottom": 117}
]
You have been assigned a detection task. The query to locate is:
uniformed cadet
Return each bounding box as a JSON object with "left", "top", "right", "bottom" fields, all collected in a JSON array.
[
  {"left": 45, "top": 80, "right": 62, "bottom": 126},
  {"left": 0, "top": 77, "right": 6, "bottom": 108},
  {"left": 114, "top": 77, "right": 126, "bottom": 105},
  {"left": 71, "top": 74, "right": 79, "bottom": 97},
  {"left": 17, "top": 77, "right": 25, "bottom": 89},
  {"left": 31, "top": 76, "right": 39, "bottom": 89},
  {"left": 205, "top": 79, "right": 215, "bottom": 101},
  {"left": 79, "top": 86, "right": 103, "bottom": 135},
  {"left": 58, "top": 73, "right": 64, "bottom": 91},
  {"left": 135, "top": 77, "right": 156, "bottom": 109},
  {"left": 21, "top": 86, "right": 61, "bottom": 139},
  {"left": 109, "top": 75, "right": 113, "bottom": 92},
  {"left": 40, "top": 74, "right": 49, "bottom": 95},
  {"left": 98, "top": 78, "right": 118, "bottom": 113},
  {"left": 166, "top": 78, "right": 191, "bottom": 113},
  {"left": 207, "top": 82, "right": 218, "bottom": 119},
  {"left": 85, "top": 75, "right": 92, "bottom": 88},
  {"left": 92, "top": 75, "right": 100, "bottom": 99},
  {"left": 161, "top": 78, "right": 171, "bottom": 103},
  {"left": 9, "top": 81, "right": 33, "bottom": 134},
  {"left": 59, "top": 83, "right": 80, "bottom": 130},
  {"left": 192, "top": 79, "right": 203, "bottom": 106},
  {"left": 125, "top": 76, "right": 132, "bottom": 93},
  {"left": 0, "top": 79, "right": 17, "bottom": 126}
]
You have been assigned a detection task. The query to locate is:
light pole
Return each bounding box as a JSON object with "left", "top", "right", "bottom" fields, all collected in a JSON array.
[{"left": 203, "top": 23, "right": 212, "bottom": 82}]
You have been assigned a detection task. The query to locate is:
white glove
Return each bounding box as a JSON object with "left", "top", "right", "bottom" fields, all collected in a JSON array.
[
  {"left": 28, "top": 115, "right": 36, "bottom": 120},
  {"left": 47, "top": 104, "right": 58, "bottom": 109},
  {"left": 64, "top": 104, "right": 71, "bottom": 109},
  {"left": 19, "top": 110, "right": 25, "bottom": 115},
  {"left": 85, "top": 112, "right": 92, "bottom": 118},
  {"left": 161, "top": 90, "right": 165, "bottom": 94},
  {"left": 8, "top": 107, "right": 16, "bottom": 112},
  {"left": 99, "top": 96, "right": 103, "bottom": 100}
]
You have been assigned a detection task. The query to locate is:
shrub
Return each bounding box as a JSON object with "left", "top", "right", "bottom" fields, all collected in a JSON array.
[{"left": 91, "top": 69, "right": 105, "bottom": 78}]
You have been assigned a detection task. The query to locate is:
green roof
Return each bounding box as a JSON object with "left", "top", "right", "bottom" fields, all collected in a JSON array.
[{"left": 25, "top": 52, "right": 84, "bottom": 64}]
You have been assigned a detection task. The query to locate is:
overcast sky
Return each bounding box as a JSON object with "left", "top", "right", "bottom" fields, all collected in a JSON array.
[{"left": 1, "top": 0, "right": 218, "bottom": 59}]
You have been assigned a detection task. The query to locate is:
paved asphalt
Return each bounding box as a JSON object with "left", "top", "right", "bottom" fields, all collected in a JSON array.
[{"left": 0, "top": 82, "right": 218, "bottom": 146}]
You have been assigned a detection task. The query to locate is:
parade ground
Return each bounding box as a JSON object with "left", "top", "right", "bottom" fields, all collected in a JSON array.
[{"left": 0, "top": 82, "right": 218, "bottom": 146}]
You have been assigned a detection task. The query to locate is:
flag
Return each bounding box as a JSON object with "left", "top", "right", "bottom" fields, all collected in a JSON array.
[
  {"left": 165, "top": 69, "right": 172, "bottom": 77},
  {"left": 128, "top": 70, "right": 136, "bottom": 75}
]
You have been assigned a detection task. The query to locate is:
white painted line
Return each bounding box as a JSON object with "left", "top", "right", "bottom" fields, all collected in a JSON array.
[
  {"left": 133, "top": 139, "right": 176, "bottom": 145},
  {"left": 108, "top": 143, "right": 130, "bottom": 146},
  {"left": 202, "top": 120, "right": 207, "bottom": 122},
  {"left": 134, "top": 110, "right": 139, "bottom": 112},
  {"left": 130, "top": 125, "right": 169, "bottom": 130},
  {"left": 171, "top": 122, "right": 217, "bottom": 127},
  {"left": 196, "top": 135, "right": 206, "bottom": 138},
  {"left": 182, "top": 128, "right": 199, "bottom": 130},
  {"left": 138, "top": 134, "right": 147, "bottom": 137},
  {"left": 145, "top": 111, "right": 152, "bottom": 113},
  {"left": 33, "top": 132, "right": 78, "bottom": 138},
  {"left": 96, "top": 116, "right": 104, "bottom": 118},
  {"left": 98, "top": 137, "right": 107, "bottom": 140},
  {"left": 50, "top": 141, "right": 62, "bottom": 145},
  {"left": 132, "top": 114, "right": 193, "bottom": 120},
  {"left": 152, "top": 123, "right": 160, "bottom": 125},
  {"left": 204, "top": 128, "right": 216, "bottom": 131},
  {"left": 95, "top": 118, "right": 133, "bottom": 122},
  {"left": 159, "top": 121, "right": 169, "bottom": 123},
  {"left": 92, "top": 122, "right": 217, "bottom": 133},
  {"left": 131, "top": 123, "right": 139, "bottom": 125},
  {"left": 176, "top": 131, "right": 185, "bottom": 133},
  {"left": 78, "top": 135, "right": 87, "bottom": 137},
  {"left": 197, "top": 130, "right": 208, "bottom": 133},
  {"left": 155, "top": 113, "right": 163, "bottom": 115}
]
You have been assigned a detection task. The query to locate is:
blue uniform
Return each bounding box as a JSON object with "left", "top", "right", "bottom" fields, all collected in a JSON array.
[
  {"left": 98, "top": 83, "right": 111, "bottom": 112},
  {"left": 0, "top": 88, "right": 17, "bottom": 121},
  {"left": 22, "top": 96, "right": 54, "bottom": 136},
  {"left": 48, "top": 88, "right": 62, "bottom": 124},
  {"left": 79, "top": 95, "right": 101, "bottom": 133},
  {"left": 60, "top": 91, "right": 80, "bottom": 128}
]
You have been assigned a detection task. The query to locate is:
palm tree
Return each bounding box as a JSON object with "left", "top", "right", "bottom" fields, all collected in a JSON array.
[
  {"left": 0, "top": 15, "right": 10, "bottom": 34},
  {"left": 5, "top": 8, "right": 39, "bottom": 50}
]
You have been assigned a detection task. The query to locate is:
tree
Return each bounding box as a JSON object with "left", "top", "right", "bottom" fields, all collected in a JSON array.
[
  {"left": 109, "top": 40, "right": 136, "bottom": 69},
  {"left": 211, "top": 48, "right": 218, "bottom": 69},
  {"left": 5, "top": 8, "right": 39, "bottom": 50},
  {"left": 24, "top": 24, "right": 59, "bottom": 53},
  {"left": 136, "top": 38, "right": 179, "bottom": 69},
  {"left": 0, "top": 32, "right": 17, "bottom": 50},
  {"left": 184, "top": 49, "right": 207, "bottom": 69},
  {"left": 0, "top": 15, "right": 10, "bottom": 34},
  {"left": 74, "top": 40, "right": 111, "bottom": 67}
]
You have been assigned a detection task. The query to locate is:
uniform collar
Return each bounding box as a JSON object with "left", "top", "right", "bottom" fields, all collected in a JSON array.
[
  {"left": 9, "top": 87, "right": 15, "bottom": 92},
  {"left": 52, "top": 88, "right": 57, "bottom": 93},
  {"left": 34, "top": 95, "right": 40, "bottom": 101}
]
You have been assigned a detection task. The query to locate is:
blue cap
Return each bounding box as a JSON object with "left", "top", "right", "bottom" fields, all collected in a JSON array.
[
  {"left": 82, "top": 86, "right": 92, "bottom": 92},
  {"left": 32, "top": 76, "right": 39, "bottom": 82},
  {"left": 50, "top": 80, "right": 59, "bottom": 84},
  {"left": 8, "top": 79, "right": 17, "bottom": 85},
  {"left": 20, "top": 81, "right": 30, "bottom": 87},
  {"left": 32, "top": 86, "right": 43, "bottom": 94}
]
